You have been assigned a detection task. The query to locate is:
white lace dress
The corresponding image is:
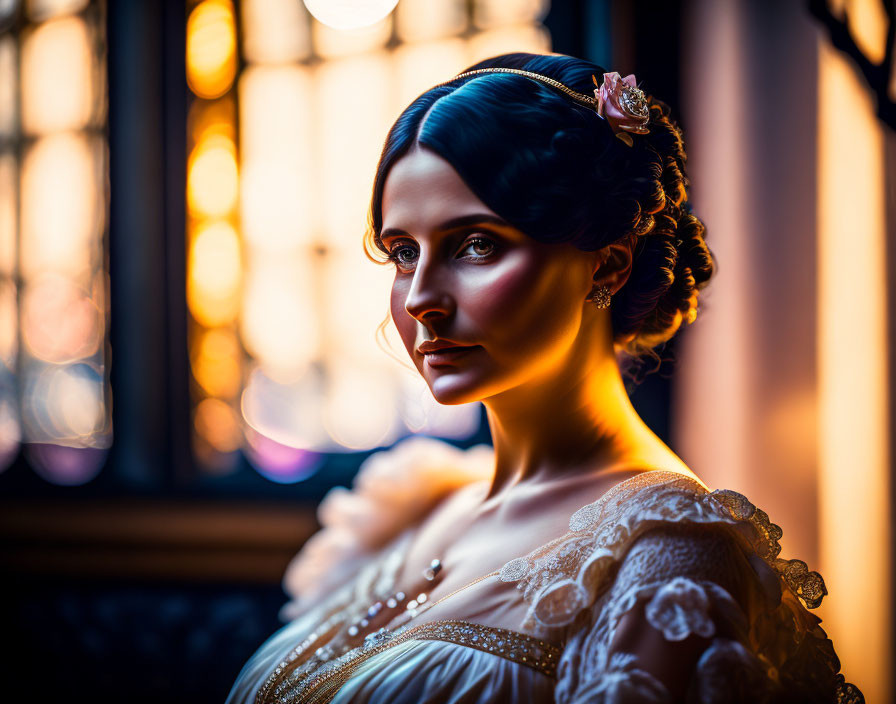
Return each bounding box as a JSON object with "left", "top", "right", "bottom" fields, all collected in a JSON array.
[{"left": 226, "top": 438, "right": 863, "bottom": 704}]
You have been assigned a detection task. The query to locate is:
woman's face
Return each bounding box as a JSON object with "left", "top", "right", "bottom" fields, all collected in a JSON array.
[{"left": 381, "top": 147, "right": 600, "bottom": 406}]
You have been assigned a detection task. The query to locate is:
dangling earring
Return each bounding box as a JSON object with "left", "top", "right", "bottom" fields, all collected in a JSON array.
[{"left": 590, "top": 285, "right": 612, "bottom": 309}]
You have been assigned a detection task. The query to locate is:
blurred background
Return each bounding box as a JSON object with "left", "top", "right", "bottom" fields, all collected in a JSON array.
[{"left": 0, "top": 0, "right": 892, "bottom": 701}]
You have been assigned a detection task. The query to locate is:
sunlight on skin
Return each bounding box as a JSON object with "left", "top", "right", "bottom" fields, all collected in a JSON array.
[{"left": 380, "top": 145, "right": 698, "bottom": 501}]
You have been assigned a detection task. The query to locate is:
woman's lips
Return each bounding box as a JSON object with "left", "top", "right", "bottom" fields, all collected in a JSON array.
[{"left": 421, "top": 345, "right": 481, "bottom": 367}]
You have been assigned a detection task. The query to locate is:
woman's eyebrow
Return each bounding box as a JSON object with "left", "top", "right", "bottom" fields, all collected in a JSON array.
[{"left": 380, "top": 213, "right": 511, "bottom": 241}]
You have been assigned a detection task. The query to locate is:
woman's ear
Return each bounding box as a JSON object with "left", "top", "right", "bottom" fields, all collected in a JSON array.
[{"left": 591, "top": 235, "right": 635, "bottom": 294}]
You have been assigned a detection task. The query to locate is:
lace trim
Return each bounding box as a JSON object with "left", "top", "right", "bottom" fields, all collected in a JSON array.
[
  {"left": 499, "top": 471, "right": 828, "bottom": 632},
  {"left": 711, "top": 489, "right": 827, "bottom": 609},
  {"left": 258, "top": 619, "right": 562, "bottom": 704}
]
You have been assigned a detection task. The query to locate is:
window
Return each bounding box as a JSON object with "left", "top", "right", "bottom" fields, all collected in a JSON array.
[
  {"left": 185, "top": 0, "right": 551, "bottom": 483},
  {"left": 0, "top": 0, "right": 110, "bottom": 486}
]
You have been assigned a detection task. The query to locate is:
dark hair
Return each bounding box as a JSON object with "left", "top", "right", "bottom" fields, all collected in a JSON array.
[{"left": 364, "top": 52, "right": 715, "bottom": 382}]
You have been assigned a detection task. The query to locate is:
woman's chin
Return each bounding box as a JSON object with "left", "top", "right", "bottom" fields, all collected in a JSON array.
[{"left": 425, "top": 374, "right": 488, "bottom": 406}]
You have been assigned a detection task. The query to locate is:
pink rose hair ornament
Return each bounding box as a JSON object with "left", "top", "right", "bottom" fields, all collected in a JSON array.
[{"left": 592, "top": 71, "right": 650, "bottom": 146}]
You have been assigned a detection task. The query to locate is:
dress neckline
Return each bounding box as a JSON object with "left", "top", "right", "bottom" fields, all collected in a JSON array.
[
  {"left": 255, "top": 469, "right": 709, "bottom": 703},
  {"left": 398, "top": 468, "right": 705, "bottom": 632}
]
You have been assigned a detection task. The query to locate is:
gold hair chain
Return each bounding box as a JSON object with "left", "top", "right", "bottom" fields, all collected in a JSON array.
[{"left": 430, "top": 67, "right": 599, "bottom": 109}]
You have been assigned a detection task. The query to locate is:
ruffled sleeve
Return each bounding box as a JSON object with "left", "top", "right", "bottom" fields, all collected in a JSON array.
[
  {"left": 280, "top": 436, "right": 493, "bottom": 621},
  {"left": 497, "top": 471, "right": 864, "bottom": 704}
]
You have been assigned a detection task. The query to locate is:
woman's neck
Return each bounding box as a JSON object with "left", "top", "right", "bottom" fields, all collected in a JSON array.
[{"left": 481, "top": 342, "right": 672, "bottom": 502}]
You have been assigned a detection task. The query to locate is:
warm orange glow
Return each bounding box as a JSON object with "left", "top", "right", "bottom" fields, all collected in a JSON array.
[
  {"left": 318, "top": 53, "right": 393, "bottom": 248},
  {"left": 311, "top": 15, "right": 392, "bottom": 58},
  {"left": 848, "top": 0, "right": 889, "bottom": 64},
  {"left": 325, "top": 245, "right": 393, "bottom": 353},
  {"left": 241, "top": 0, "right": 310, "bottom": 63},
  {"left": 239, "top": 65, "right": 315, "bottom": 252},
  {"left": 187, "top": 133, "right": 239, "bottom": 218},
  {"left": 306, "top": 0, "right": 397, "bottom": 32},
  {"left": 0, "top": 35, "right": 15, "bottom": 137},
  {"left": 0, "top": 152, "right": 15, "bottom": 276},
  {"left": 27, "top": 0, "right": 89, "bottom": 21},
  {"left": 186, "top": 0, "right": 237, "bottom": 99},
  {"left": 240, "top": 365, "right": 331, "bottom": 451},
  {"left": 192, "top": 327, "right": 242, "bottom": 398},
  {"left": 240, "top": 255, "right": 318, "bottom": 379},
  {"left": 194, "top": 397, "right": 242, "bottom": 452},
  {"left": 817, "top": 38, "right": 890, "bottom": 702},
  {"left": 472, "top": 0, "right": 549, "bottom": 30},
  {"left": 21, "top": 16, "right": 94, "bottom": 134},
  {"left": 395, "top": 0, "right": 467, "bottom": 42},
  {"left": 188, "top": 95, "right": 236, "bottom": 143},
  {"left": 674, "top": 0, "right": 754, "bottom": 512},
  {"left": 322, "top": 356, "right": 399, "bottom": 450},
  {"left": 21, "top": 274, "right": 102, "bottom": 363},
  {"left": 392, "top": 38, "right": 468, "bottom": 113},
  {"left": 207, "top": 0, "right": 552, "bottom": 460},
  {"left": 20, "top": 133, "right": 101, "bottom": 279},
  {"left": 187, "top": 220, "right": 242, "bottom": 327},
  {"left": 467, "top": 24, "right": 550, "bottom": 62}
]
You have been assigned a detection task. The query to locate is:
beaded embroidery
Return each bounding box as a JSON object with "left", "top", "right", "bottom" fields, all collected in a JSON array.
[{"left": 257, "top": 618, "right": 561, "bottom": 704}]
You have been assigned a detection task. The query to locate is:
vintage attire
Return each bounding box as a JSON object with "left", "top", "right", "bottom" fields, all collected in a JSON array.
[{"left": 227, "top": 437, "right": 862, "bottom": 703}]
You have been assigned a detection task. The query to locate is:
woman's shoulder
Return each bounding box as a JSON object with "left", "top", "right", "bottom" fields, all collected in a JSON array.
[
  {"left": 497, "top": 469, "right": 862, "bottom": 702},
  {"left": 499, "top": 468, "right": 827, "bottom": 630},
  {"left": 280, "top": 436, "right": 493, "bottom": 618}
]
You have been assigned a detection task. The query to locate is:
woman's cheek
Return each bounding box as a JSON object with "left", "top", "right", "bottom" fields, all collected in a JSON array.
[
  {"left": 389, "top": 279, "right": 415, "bottom": 355},
  {"left": 461, "top": 252, "right": 555, "bottom": 336}
]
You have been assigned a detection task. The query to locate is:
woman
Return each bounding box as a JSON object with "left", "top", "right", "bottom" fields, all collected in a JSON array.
[{"left": 228, "top": 52, "right": 862, "bottom": 703}]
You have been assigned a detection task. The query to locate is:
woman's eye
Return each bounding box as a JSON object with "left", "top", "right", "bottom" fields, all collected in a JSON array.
[
  {"left": 459, "top": 236, "right": 496, "bottom": 258},
  {"left": 388, "top": 244, "right": 418, "bottom": 269}
]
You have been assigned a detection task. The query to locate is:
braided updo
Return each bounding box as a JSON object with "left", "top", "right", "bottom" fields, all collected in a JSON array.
[{"left": 365, "top": 52, "right": 715, "bottom": 381}]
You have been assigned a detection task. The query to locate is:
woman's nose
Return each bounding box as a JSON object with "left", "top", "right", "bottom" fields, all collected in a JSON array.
[{"left": 404, "top": 259, "right": 453, "bottom": 322}]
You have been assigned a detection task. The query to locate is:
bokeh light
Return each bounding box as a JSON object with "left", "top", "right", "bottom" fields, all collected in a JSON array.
[
  {"left": 240, "top": 365, "right": 330, "bottom": 451},
  {"left": 191, "top": 327, "right": 242, "bottom": 398},
  {"left": 0, "top": 35, "right": 16, "bottom": 136},
  {"left": 186, "top": 0, "right": 237, "bottom": 99},
  {"left": 0, "top": 151, "right": 15, "bottom": 276},
  {"left": 241, "top": 0, "right": 310, "bottom": 64},
  {"left": 240, "top": 256, "right": 319, "bottom": 379},
  {"left": 21, "top": 15, "right": 94, "bottom": 134},
  {"left": 472, "top": 0, "right": 549, "bottom": 30},
  {"left": 0, "top": 278, "right": 16, "bottom": 364},
  {"left": 21, "top": 274, "right": 102, "bottom": 363},
  {"left": 5, "top": 0, "right": 110, "bottom": 481},
  {"left": 194, "top": 396, "right": 242, "bottom": 453},
  {"left": 20, "top": 132, "right": 102, "bottom": 278},
  {"left": 23, "top": 362, "right": 106, "bottom": 443},
  {"left": 0, "top": 397, "right": 20, "bottom": 470},
  {"left": 189, "top": 0, "right": 550, "bottom": 474},
  {"left": 323, "top": 358, "right": 400, "bottom": 450},
  {"left": 239, "top": 64, "right": 315, "bottom": 253},
  {"left": 243, "top": 425, "right": 323, "bottom": 483},
  {"left": 396, "top": 0, "right": 466, "bottom": 42},
  {"left": 187, "top": 220, "right": 242, "bottom": 326},
  {"left": 26, "top": 442, "right": 106, "bottom": 485},
  {"left": 27, "top": 0, "right": 88, "bottom": 22},
  {"left": 187, "top": 133, "right": 239, "bottom": 218},
  {"left": 303, "top": 0, "right": 398, "bottom": 31}
]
